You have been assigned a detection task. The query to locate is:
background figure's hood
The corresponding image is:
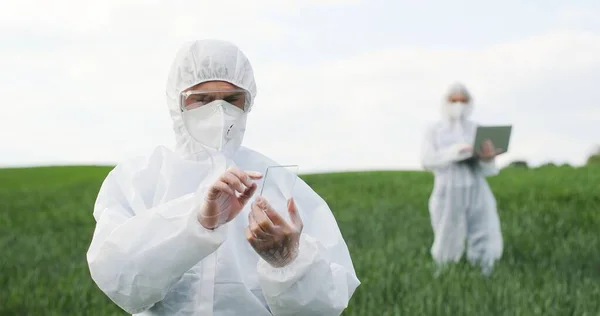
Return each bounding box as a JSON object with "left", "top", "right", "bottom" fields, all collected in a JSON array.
[
  {"left": 440, "top": 82, "right": 474, "bottom": 122},
  {"left": 165, "top": 39, "right": 257, "bottom": 160}
]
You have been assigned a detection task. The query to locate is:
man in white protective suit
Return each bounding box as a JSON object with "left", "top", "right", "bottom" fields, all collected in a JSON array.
[
  {"left": 420, "top": 83, "right": 504, "bottom": 276},
  {"left": 86, "top": 39, "right": 360, "bottom": 315}
]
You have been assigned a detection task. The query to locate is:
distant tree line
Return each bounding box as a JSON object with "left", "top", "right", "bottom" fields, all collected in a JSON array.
[
  {"left": 505, "top": 145, "right": 600, "bottom": 169},
  {"left": 587, "top": 145, "right": 600, "bottom": 166}
]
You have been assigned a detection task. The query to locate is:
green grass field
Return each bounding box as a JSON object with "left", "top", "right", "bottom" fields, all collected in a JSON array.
[{"left": 2, "top": 165, "right": 600, "bottom": 315}]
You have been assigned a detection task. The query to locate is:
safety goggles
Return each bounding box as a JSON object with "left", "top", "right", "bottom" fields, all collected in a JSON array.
[{"left": 180, "top": 89, "right": 251, "bottom": 112}]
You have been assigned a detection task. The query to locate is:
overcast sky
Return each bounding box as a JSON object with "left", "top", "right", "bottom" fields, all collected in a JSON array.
[{"left": 2, "top": 0, "right": 599, "bottom": 173}]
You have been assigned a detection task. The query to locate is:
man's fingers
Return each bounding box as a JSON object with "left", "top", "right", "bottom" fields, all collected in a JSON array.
[
  {"left": 480, "top": 140, "right": 495, "bottom": 154},
  {"left": 246, "top": 171, "right": 263, "bottom": 180},
  {"left": 206, "top": 181, "right": 235, "bottom": 201},
  {"left": 481, "top": 140, "right": 493, "bottom": 152},
  {"left": 221, "top": 172, "right": 245, "bottom": 194},
  {"left": 287, "top": 198, "right": 303, "bottom": 230},
  {"left": 244, "top": 227, "right": 259, "bottom": 247},
  {"left": 486, "top": 141, "right": 497, "bottom": 154},
  {"left": 227, "top": 167, "right": 263, "bottom": 186},
  {"left": 256, "top": 196, "right": 286, "bottom": 226},
  {"left": 251, "top": 200, "right": 276, "bottom": 234},
  {"left": 248, "top": 211, "right": 270, "bottom": 238},
  {"left": 227, "top": 167, "right": 254, "bottom": 188},
  {"left": 238, "top": 183, "right": 257, "bottom": 206}
]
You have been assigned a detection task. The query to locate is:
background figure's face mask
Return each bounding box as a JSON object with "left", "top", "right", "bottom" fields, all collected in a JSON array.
[
  {"left": 445, "top": 101, "right": 467, "bottom": 119},
  {"left": 179, "top": 89, "right": 252, "bottom": 151},
  {"left": 445, "top": 93, "right": 470, "bottom": 120}
]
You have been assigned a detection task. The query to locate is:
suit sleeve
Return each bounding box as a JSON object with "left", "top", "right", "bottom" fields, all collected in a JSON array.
[
  {"left": 256, "top": 180, "right": 361, "bottom": 316},
  {"left": 86, "top": 168, "right": 227, "bottom": 314},
  {"left": 421, "top": 127, "right": 466, "bottom": 171}
]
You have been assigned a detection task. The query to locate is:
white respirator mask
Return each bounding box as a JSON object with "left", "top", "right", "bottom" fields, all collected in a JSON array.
[
  {"left": 445, "top": 102, "right": 466, "bottom": 120},
  {"left": 181, "top": 99, "right": 245, "bottom": 151}
]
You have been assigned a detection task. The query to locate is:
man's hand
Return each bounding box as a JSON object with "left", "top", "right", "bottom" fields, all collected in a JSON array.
[
  {"left": 478, "top": 139, "right": 505, "bottom": 162},
  {"left": 245, "top": 196, "right": 303, "bottom": 268},
  {"left": 451, "top": 143, "right": 473, "bottom": 161},
  {"left": 198, "top": 167, "right": 263, "bottom": 230},
  {"left": 458, "top": 144, "right": 473, "bottom": 154}
]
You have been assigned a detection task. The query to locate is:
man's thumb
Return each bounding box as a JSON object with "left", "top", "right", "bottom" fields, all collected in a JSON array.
[{"left": 287, "top": 198, "right": 303, "bottom": 229}]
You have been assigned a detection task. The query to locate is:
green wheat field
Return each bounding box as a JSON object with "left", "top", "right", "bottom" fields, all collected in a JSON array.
[{"left": 2, "top": 165, "right": 599, "bottom": 315}]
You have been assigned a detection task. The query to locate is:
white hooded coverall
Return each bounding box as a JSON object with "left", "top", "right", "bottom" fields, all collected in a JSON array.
[
  {"left": 420, "top": 85, "right": 503, "bottom": 273},
  {"left": 86, "top": 40, "right": 360, "bottom": 316}
]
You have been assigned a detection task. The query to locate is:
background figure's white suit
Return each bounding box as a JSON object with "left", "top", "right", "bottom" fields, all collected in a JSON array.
[
  {"left": 420, "top": 84, "right": 503, "bottom": 274},
  {"left": 86, "top": 40, "right": 360, "bottom": 316}
]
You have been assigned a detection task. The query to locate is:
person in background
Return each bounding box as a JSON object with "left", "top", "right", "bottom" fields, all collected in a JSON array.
[
  {"left": 86, "top": 39, "right": 360, "bottom": 315},
  {"left": 420, "top": 83, "right": 504, "bottom": 276}
]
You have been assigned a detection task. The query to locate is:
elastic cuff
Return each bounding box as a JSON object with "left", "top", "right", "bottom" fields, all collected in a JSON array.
[
  {"left": 257, "top": 234, "right": 319, "bottom": 296},
  {"left": 189, "top": 206, "right": 228, "bottom": 241}
]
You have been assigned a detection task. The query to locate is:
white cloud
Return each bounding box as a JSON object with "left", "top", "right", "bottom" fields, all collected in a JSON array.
[
  {"left": 1, "top": 0, "right": 599, "bottom": 173},
  {"left": 244, "top": 30, "right": 600, "bottom": 171}
]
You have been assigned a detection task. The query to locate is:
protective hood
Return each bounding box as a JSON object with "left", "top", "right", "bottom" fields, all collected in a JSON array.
[
  {"left": 165, "top": 39, "right": 257, "bottom": 160},
  {"left": 441, "top": 82, "right": 474, "bottom": 122}
]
